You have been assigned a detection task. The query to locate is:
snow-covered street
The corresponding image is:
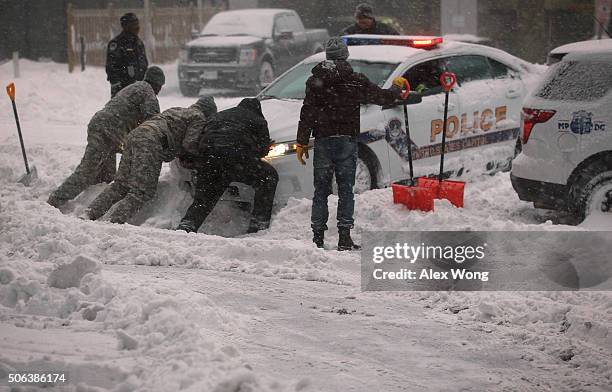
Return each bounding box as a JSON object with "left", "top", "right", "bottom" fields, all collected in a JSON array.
[{"left": 1, "top": 61, "right": 611, "bottom": 391}]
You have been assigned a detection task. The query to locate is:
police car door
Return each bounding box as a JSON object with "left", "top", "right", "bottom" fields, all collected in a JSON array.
[
  {"left": 382, "top": 57, "right": 460, "bottom": 181},
  {"left": 444, "top": 55, "right": 502, "bottom": 172}
]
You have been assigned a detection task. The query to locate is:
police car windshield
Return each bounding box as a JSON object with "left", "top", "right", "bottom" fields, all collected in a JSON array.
[
  {"left": 261, "top": 61, "right": 399, "bottom": 100},
  {"left": 536, "top": 60, "right": 612, "bottom": 102}
]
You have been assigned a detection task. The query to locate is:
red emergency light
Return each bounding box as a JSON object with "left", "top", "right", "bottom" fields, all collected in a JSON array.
[{"left": 342, "top": 35, "right": 443, "bottom": 49}]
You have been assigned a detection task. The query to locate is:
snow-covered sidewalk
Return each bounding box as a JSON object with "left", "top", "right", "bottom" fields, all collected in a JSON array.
[{"left": 0, "top": 60, "right": 611, "bottom": 391}]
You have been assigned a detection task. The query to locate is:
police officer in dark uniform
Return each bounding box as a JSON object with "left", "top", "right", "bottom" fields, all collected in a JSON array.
[
  {"left": 341, "top": 3, "right": 399, "bottom": 36},
  {"left": 106, "top": 13, "right": 149, "bottom": 97}
]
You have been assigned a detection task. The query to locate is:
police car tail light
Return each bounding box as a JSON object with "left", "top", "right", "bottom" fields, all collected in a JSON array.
[
  {"left": 342, "top": 35, "right": 443, "bottom": 49},
  {"left": 522, "top": 108, "right": 556, "bottom": 144}
]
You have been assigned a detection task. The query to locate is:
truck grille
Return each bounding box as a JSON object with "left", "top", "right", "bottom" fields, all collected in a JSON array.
[{"left": 191, "top": 47, "right": 237, "bottom": 63}]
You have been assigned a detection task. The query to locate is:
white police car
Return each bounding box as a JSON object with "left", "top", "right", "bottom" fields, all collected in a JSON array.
[
  {"left": 511, "top": 46, "right": 612, "bottom": 222},
  {"left": 259, "top": 35, "right": 535, "bottom": 203}
]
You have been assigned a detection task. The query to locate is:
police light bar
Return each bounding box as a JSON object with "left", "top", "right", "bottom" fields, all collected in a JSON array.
[{"left": 342, "top": 35, "right": 443, "bottom": 49}]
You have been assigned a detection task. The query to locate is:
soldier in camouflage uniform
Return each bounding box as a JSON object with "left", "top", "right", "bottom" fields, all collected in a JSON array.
[
  {"left": 47, "top": 66, "right": 165, "bottom": 209},
  {"left": 83, "top": 96, "right": 217, "bottom": 224}
]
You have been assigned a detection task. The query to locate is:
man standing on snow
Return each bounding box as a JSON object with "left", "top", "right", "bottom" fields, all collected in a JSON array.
[
  {"left": 106, "top": 13, "right": 149, "bottom": 97},
  {"left": 47, "top": 66, "right": 165, "bottom": 209},
  {"left": 176, "top": 98, "right": 278, "bottom": 234},
  {"left": 82, "top": 96, "right": 218, "bottom": 224},
  {"left": 341, "top": 3, "right": 399, "bottom": 36},
  {"left": 295, "top": 37, "right": 406, "bottom": 250}
]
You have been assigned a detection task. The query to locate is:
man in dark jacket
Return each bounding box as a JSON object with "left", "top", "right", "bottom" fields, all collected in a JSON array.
[
  {"left": 106, "top": 13, "right": 149, "bottom": 97},
  {"left": 296, "top": 37, "right": 406, "bottom": 250},
  {"left": 176, "top": 98, "right": 278, "bottom": 234},
  {"left": 341, "top": 3, "right": 399, "bottom": 36}
]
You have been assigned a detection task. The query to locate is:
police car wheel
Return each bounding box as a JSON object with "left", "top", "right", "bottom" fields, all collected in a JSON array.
[
  {"left": 331, "top": 153, "right": 377, "bottom": 195},
  {"left": 570, "top": 164, "right": 612, "bottom": 222}
]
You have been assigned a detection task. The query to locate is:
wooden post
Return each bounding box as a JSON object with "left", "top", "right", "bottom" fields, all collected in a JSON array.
[
  {"left": 108, "top": 2, "right": 115, "bottom": 39},
  {"left": 66, "top": 3, "right": 75, "bottom": 73},
  {"left": 197, "top": 0, "right": 203, "bottom": 30},
  {"left": 80, "top": 36, "right": 86, "bottom": 72},
  {"left": 144, "top": 0, "right": 156, "bottom": 63},
  {"left": 12, "top": 52, "right": 20, "bottom": 78}
]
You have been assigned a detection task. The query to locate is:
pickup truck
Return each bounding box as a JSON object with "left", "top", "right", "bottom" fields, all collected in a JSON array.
[{"left": 178, "top": 8, "right": 329, "bottom": 96}]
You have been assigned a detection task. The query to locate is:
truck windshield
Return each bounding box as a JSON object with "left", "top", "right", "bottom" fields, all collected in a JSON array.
[
  {"left": 260, "top": 61, "right": 399, "bottom": 100},
  {"left": 202, "top": 12, "right": 274, "bottom": 38}
]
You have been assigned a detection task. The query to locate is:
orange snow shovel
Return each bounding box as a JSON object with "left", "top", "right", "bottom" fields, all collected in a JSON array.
[
  {"left": 391, "top": 79, "right": 436, "bottom": 212},
  {"left": 6, "top": 82, "right": 37, "bottom": 186},
  {"left": 417, "top": 72, "right": 465, "bottom": 208}
]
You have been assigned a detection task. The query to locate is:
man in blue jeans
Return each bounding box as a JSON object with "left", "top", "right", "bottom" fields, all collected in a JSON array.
[{"left": 296, "top": 37, "right": 406, "bottom": 250}]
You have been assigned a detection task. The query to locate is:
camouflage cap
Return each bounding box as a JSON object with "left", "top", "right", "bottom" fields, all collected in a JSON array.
[
  {"left": 192, "top": 96, "right": 217, "bottom": 117},
  {"left": 144, "top": 66, "right": 165, "bottom": 87}
]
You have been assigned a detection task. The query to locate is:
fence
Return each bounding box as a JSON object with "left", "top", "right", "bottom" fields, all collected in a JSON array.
[{"left": 67, "top": 3, "right": 225, "bottom": 69}]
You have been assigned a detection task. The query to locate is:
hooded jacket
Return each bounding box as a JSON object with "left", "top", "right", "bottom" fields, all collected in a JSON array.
[
  {"left": 297, "top": 60, "right": 399, "bottom": 145},
  {"left": 198, "top": 98, "right": 271, "bottom": 158},
  {"left": 341, "top": 19, "right": 399, "bottom": 36}
]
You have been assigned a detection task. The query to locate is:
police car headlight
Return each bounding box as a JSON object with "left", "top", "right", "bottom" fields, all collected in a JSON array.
[
  {"left": 266, "top": 142, "right": 297, "bottom": 158},
  {"left": 179, "top": 49, "right": 189, "bottom": 62}
]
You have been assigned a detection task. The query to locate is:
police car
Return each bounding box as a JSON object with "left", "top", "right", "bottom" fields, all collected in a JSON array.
[
  {"left": 258, "top": 35, "right": 535, "bottom": 203},
  {"left": 511, "top": 46, "right": 612, "bottom": 222}
]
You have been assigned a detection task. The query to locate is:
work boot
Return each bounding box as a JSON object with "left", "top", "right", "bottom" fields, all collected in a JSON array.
[
  {"left": 176, "top": 220, "right": 197, "bottom": 233},
  {"left": 47, "top": 194, "right": 68, "bottom": 209},
  {"left": 338, "top": 228, "right": 360, "bottom": 251},
  {"left": 313, "top": 229, "right": 325, "bottom": 249},
  {"left": 247, "top": 218, "right": 270, "bottom": 234}
]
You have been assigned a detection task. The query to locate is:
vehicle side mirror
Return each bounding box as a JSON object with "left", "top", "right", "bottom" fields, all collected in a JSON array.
[
  {"left": 382, "top": 92, "right": 423, "bottom": 110},
  {"left": 191, "top": 29, "right": 200, "bottom": 39},
  {"left": 276, "top": 30, "right": 294, "bottom": 40}
]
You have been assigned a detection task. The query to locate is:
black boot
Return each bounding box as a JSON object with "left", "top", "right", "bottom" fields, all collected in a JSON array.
[
  {"left": 338, "top": 228, "right": 360, "bottom": 251},
  {"left": 313, "top": 229, "right": 325, "bottom": 248}
]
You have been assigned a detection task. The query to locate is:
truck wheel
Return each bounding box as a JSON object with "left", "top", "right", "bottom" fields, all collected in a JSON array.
[
  {"left": 569, "top": 161, "right": 612, "bottom": 222},
  {"left": 180, "top": 82, "right": 200, "bottom": 97},
  {"left": 258, "top": 61, "right": 275, "bottom": 89}
]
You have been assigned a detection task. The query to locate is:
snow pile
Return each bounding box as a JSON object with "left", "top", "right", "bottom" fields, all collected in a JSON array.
[{"left": 0, "top": 257, "right": 299, "bottom": 391}]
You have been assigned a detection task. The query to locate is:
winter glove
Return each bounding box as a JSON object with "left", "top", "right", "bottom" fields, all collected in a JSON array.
[
  {"left": 296, "top": 144, "right": 309, "bottom": 165},
  {"left": 392, "top": 76, "right": 408, "bottom": 88}
]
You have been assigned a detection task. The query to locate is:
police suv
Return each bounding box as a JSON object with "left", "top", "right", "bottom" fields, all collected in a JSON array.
[
  {"left": 259, "top": 35, "right": 535, "bottom": 203},
  {"left": 511, "top": 45, "right": 612, "bottom": 222}
]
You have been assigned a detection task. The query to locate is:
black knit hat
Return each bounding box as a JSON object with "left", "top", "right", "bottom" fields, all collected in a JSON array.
[
  {"left": 355, "top": 3, "right": 374, "bottom": 19},
  {"left": 120, "top": 12, "right": 139, "bottom": 27}
]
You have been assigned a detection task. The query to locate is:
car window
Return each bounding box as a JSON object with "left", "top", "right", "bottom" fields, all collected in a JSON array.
[
  {"left": 445, "top": 55, "right": 492, "bottom": 84},
  {"left": 274, "top": 15, "right": 291, "bottom": 35},
  {"left": 261, "top": 61, "right": 399, "bottom": 100},
  {"left": 286, "top": 13, "right": 304, "bottom": 32},
  {"left": 536, "top": 60, "right": 612, "bottom": 101},
  {"left": 404, "top": 59, "right": 447, "bottom": 96},
  {"left": 488, "top": 58, "right": 512, "bottom": 79}
]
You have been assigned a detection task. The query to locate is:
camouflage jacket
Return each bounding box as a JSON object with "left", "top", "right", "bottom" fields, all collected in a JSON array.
[{"left": 90, "top": 81, "right": 160, "bottom": 150}]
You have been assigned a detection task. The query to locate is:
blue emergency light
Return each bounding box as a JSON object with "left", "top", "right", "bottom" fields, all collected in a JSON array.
[{"left": 342, "top": 34, "right": 443, "bottom": 49}]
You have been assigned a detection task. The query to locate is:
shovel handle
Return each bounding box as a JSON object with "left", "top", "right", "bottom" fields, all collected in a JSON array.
[{"left": 6, "top": 83, "right": 16, "bottom": 101}]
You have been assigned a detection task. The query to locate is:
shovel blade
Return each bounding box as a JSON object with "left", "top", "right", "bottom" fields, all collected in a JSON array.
[
  {"left": 392, "top": 181, "right": 435, "bottom": 212},
  {"left": 417, "top": 177, "right": 465, "bottom": 208},
  {"left": 17, "top": 166, "right": 38, "bottom": 186}
]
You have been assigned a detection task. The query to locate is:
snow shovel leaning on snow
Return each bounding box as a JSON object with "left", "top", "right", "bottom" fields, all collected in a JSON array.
[
  {"left": 392, "top": 72, "right": 465, "bottom": 211},
  {"left": 391, "top": 79, "right": 436, "bottom": 212},
  {"left": 417, "top": 72, "right": 465, "bottom": 208},
  {"left": 6, "top": 82, "right": 37, "bottom": 186}
]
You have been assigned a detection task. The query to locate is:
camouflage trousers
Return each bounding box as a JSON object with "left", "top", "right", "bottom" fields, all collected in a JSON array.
[
  {"left": 47, "top": 121, "right": 117, "bottom": 208},
  {"left": 86, "top": 125, "right": 165, "bottom": 224}
]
